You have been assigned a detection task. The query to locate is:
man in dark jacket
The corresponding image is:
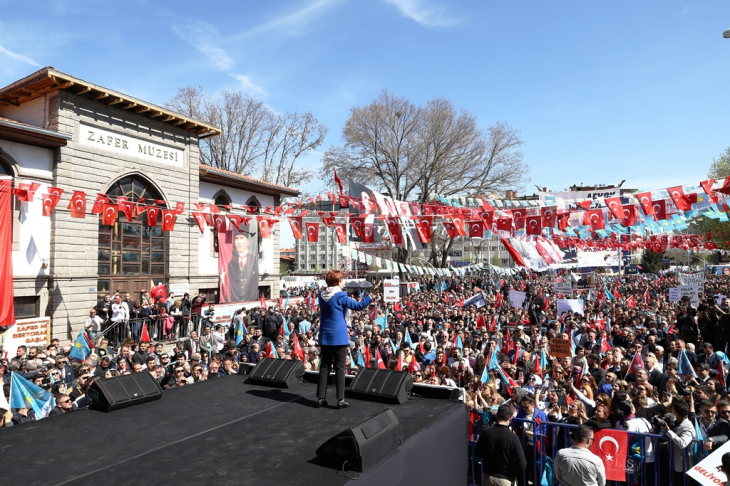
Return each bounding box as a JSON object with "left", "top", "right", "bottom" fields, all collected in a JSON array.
[
  {"left": 263, "top": 308, "right": 280, "bottom": 342},
  {"left": 48, "top": 394, "right": 74, "bottom": 417},
  {"left": 696, "top": 399, "right": 730, "bottom": 453},
  {"left": 475, "top": 404, "right": 527, "bottom": 484}
]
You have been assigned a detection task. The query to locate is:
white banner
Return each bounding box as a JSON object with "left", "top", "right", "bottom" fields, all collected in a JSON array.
[
  {"left": 383, "top": 278, "right": 400, "bottom": 302},
  {"left": 687, "top": 439, "right": 730, "bottom": 485},
  {"left": 679, "top": 273, "right": 704, "bottom": 289},
  {"left": 557, "top": 298, "right": 584, "bottom": 316},
  {"left": 509, "top": 290, "right": 526, "bottom": 309},
  {"left": 539, "top": 189, "right": 620, "bottom": 203},
  {"left": 0, "top": 317, "right": 51, "bottom": 358},
  {"left": 553, "top": 281, "right": 573, "bottom": 294},
  {"left": 576, "top": 251, "right": 620, "bottom": 268}
]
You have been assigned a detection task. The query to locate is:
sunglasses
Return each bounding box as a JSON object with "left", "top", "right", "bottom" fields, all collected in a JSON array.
[{"left": 175, "top": 370, "right": 185, "bottom": 373}]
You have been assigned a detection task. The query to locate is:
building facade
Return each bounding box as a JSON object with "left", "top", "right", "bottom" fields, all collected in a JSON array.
[{"left": 0, "top": 68, "right": 296, "bottom": 343}]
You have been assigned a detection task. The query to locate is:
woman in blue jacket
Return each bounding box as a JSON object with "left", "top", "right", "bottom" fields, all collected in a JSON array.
[{"left": 317, "top": 270, "right": 380, "bottom": 409}]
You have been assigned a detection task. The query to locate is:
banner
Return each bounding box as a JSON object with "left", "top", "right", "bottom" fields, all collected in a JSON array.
[
  {"left": 553, "top": 281, "right": 573, "bottom": 294},
  {"left": 669, "top": 285, "right": 699, "bottom": 307},
  {"left": 540, "top": 188, "right": 621, "bottom": 203},
  {"left": 679, "top": 272, "right": 704, "bottom": 289},
  {"left": 589, "top": 428, "right": 629, "bottom": 482},
  {"left": 219, "top": 218, "right": 259, "bottom": 303},
  {"left": 463, "top": 292, "right": 486, "bottom": 308},
  {"left": 576, "top": 251, "right": 620, "bottom": 268},
  {"left": 549, "top": 337, "right": 572, "bottom": 359},
  {"left": 557, "top": 298, "right": 584, "bottom": 316},
  {"left": 509, "top": 290, "right": 526, "bottom": 309},
  {"left": 0, "top": 178, "right": 14, "bottom": 330},
  {"left": 0, "top": 317, "right": 50, "bottom": 357}
]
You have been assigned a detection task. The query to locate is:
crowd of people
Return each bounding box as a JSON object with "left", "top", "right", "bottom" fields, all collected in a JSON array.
[{"left": 3, "top": 267, "right": 730, "bottom": 485}]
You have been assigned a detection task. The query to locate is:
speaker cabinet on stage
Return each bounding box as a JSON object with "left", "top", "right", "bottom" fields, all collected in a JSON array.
[
  {"left": 88, "top": 372, "right": 163, "bottom": 413},
  {"left": 348, "top": 368, "right": 412, "bottom": 404},
  {"left": 316, "top": 409, "right": 400, "bottom": 472},
  {"left": 246, "top": 358, "right": 304, "bottom": 388}
]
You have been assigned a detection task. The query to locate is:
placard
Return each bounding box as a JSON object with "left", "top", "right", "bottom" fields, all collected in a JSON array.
[
  {"left": 509, "top": 290, "right": 526, "bottom": 309},
  {"left": 679, "top": 273, "right": 704, "bottom": 289},
  {"left": 557, "top": 298, "right": 584, "bottom": 316},
  {"left": 383, "top": 278, "right": 400, "bottom": 303},
  {"left": 669, "top": 285, "right": 699, "bottom": 307},
  {"left": 553, "top": 281, "right": 573, "bottom": 294},
  {"left": 0, "top": 317, "right": 51, "bottom": 358},
  {"left": 169, "top": 283, "right": 190, "bottom": 297},
  {"left": 550, "top": 337, "right": 573, "bottom": 359},
  {"left": 687, "top": 438, "right": 730, "bottom": 485}
]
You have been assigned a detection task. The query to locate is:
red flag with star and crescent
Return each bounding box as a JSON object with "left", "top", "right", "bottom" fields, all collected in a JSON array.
[{"left": 590, "top": 429, "right": 628, "bottom": 482}]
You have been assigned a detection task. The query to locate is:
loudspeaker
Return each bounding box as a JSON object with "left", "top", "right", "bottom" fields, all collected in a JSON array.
[
  {"left": 315, "top": 409, "right": 400, "bottom": 472},
  {"left": 88, "top": 372, "right": 163, "bottom": 412},
  {"left": 348, "top": 368, "right": 412, "bottom": 404},
  {"left": 246, "top": 358, "right": 304, "bottom": 388}
]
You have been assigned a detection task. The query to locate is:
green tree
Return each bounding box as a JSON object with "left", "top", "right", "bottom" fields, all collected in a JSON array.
[
  {"left": 279, "top": 260, "right": 290, "bottom": 276},
  {"left": 640, "top": 249, "right": 665, "bottom": 273},
  {"left": 689, "top": 146, "right": 730, "bottom": 251}
]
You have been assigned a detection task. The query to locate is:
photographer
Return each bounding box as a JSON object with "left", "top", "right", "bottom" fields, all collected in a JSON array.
[
  {"left": 676, "top": 297, "right": 699, "bottom": 345},
  {"left": 657, "top": 399, "right": 695, "bottom": 484}
]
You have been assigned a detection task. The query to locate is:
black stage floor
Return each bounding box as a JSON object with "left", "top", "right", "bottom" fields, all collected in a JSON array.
[{"left": 0, "top": 375, "right": 467, "bottom": 486}]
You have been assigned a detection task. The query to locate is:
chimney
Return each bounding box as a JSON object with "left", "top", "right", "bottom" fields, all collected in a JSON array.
[{"left": 505, "top": 190, "right": 516, "bottom": 200}]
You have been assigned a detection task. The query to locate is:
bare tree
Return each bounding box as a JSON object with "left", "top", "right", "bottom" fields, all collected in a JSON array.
[
  {"left": 323, "top": 90, "right": 529, "bottom": 267},
  {"left": 166, "top": 87, "right": 327, "bottom": 190}
]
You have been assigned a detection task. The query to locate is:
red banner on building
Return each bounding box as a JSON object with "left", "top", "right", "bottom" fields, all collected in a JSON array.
[
  {"left": 0, "top": 179, "right": 15, "bottom": 330},
  {"left": 589, "top": 428, "right": 629, "bottom": 482}
]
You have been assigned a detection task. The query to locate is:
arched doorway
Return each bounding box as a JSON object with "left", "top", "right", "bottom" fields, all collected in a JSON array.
[{"left": 97, "top": 175, "right": 168, "bottom": 301}]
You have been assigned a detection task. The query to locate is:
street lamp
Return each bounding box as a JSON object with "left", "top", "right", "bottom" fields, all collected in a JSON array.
[{"left": 724, "top": 28, "right": 730, "bottom": 38}]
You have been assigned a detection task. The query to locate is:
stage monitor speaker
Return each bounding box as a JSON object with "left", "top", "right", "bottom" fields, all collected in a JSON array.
[
  {"left": 88, "top": 371, "right": 163, "bottom": 413},
  {"left": 246, "top": 358, "right": 304, "bottom": 388},
  {"left": 315, "top": 409, "right": 400, "bottom": 472},
  {"left": 348, "top": 368, "right": 412, "bottom": 404}
]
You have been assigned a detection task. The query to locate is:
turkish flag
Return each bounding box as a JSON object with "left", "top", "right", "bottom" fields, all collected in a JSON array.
[
  {"left": 511, "top": 209, "right": 526, "bottom": 229},
  {"left": 292, "top": 332, "right": 306, "bottom": 361},
  {"left": 257, "top": 217, "right": 277, "bottom": 238},
  {"left": 91, "top": 194, "right": 110, "bottom": 214},
  {"left": 386, "top": 217, "right": 404, "bottom": 246},
  {"left": 210, "top": 203, "right": 219, "bottom": 213},
  {"left": 146, "top": 206, "right": 160, "bottom": 227},
  {"left": 350, "top": 215, "right": 366, "bottom": 238},
  {"left": 652, "top": 199, "right": 667, "bottom": 220},
  {"left": 468, "top": 220, "right": 485, "bottom": 238},
  {"left": 540, "top": 206, "right": 556, "bottom": 228},
  {"left": 525, "top": 215, "right": 542, "bottom": 235},
  {"left": 362, "top": 219, "right": 375, "bottom": 243},
  {"left": 15, "top": 182, "right": 41, "bottom": 202},
  {"left": 447, "top": 215, "right": 466, "bottom": 236},
  {"left": 700, "top": 179, "right": 718, "bottom": 203},
  {"left": 288, "top": 217, "right": 303, "bottom": 239},
  {"left": 586, "top": 210, "right": 605, "bottom": 230},
  {"left": 556, "top": 211, "right": 570, "bottom": 231},
  {"left": 333, "top": 223, "right": 347, "bottom": 243},
  {"left": 161, "top": 210, "right": 177, "bottom": 231},
  {"left": 151, "top": 281, "right": 167, "bottom": 301},
  {"left": 174, "top": 201, "right": 185, "bottom": 214},
  {"left": 102, "top": 203, "right": 118, "bottom": 226},
  {"left": 621, "top": 204, "right": 636, "bottom": 227},
  {"left": 140, "top": 322, "right": 151, "bottom": 343},
  {"left": 191, "top": 212, "right": 206, "bottom": 234},
  {"left": 668, "top": 186, "right": 692, "bottom": 211},
  {"left": 590, "top": 427, "right": 629, "bottom": 482},
  {"left": 605, "top": 197, "right": 624, "bottom": 219},
  {"left": 321, "top": 216, "right": 335, "bottom": 227},
  {"left": 305, "top": 222, "right": 319, "bottom": 242},
  {"left": 42, "top": 194, "right": 60, "bottom": 217},
  {"left": 443, "top": 221, "right": 458, "bottom": 239},
  {"left": 213, "top": 214, "right": 227, "bottom": 233},
  {"left": 496, "top": 216, "right": 512, "bottom": 233},
  {"left": 414, "top": 215, "right": 433, "bottom": 243},
  {"left": 481, "top": 211, "right": 494, "bottom": 229},
  {"left": 47, "top": 186, "right": 63, "bottom": 199},
  {"left": 67, "top": 191, "right": 87, "bottom": 218},
  {"left": 227, "top": 215, "right": 249, "bottom": 233},
  {"left": 636, "top": 191, "right": 654, "bottom": 216},
  {"left": 117, "top": 197, "right": 134, "bottom": 222},
  {"left": 626, "top": 295, "right": 636, "bottom": 309}
]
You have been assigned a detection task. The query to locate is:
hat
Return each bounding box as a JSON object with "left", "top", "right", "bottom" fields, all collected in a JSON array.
[{"left": 517, "top": 325, "right": 524, "bottom": 330}]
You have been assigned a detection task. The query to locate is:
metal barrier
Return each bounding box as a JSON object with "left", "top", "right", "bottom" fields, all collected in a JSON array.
[{"left": 469, "top": 414, "right": 702, "bottom": 486}]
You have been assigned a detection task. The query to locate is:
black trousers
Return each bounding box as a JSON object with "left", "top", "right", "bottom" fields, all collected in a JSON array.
[{"left": 317, "top": 345, "right": 348, "bottom": 401}]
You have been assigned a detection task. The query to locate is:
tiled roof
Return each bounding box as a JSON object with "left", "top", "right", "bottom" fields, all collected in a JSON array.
[{"left": 199, "top": 163, "right": 299, "bottom": 195}]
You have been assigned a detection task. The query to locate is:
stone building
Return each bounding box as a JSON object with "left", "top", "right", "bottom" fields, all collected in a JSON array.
[{"left": 0, "top": 67, "right": 297, "bottom": 345}]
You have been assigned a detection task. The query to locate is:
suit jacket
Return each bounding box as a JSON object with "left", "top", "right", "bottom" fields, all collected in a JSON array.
[
  {"left": 665, "top": 418, "right": 695, "bottom": 472},
  {"left": 197, "top": 334, "right": 212, "bottom": 354},
  {"left": 513, "top": 407, "right": 548, "bottom": 445},
  {"left": 646, "top": 367, "right": 663, "bottom": 388}
]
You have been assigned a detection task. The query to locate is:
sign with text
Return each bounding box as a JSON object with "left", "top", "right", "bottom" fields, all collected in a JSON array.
[
  {"left": 669, "top": 285, "right": 699, "bottom": 307},
  {"left": 679, "top": 273, "right": 704, "bottom": 289},
  {"left": 687, "top": 439, "right": 730, "bottom": 485},
  {"left": 79, "top": 123, "right": 184, "bottom": 167},
  {"left": 557, "top": 298, "right": 584, "bottom": 316},
  {"left": 553, "top": 281, "right": 573, "bottom": 294},
  {"left": 549, "top": 337, "right": 573, "bottom": 359},
  {"left": 169, "top": 283, "right": 190, "bottom": 297},
  {"left": 383, "top": 278, "right": 400, "bottom": 303},
  {"left": 0, "top": 317, "right": 51, "bottom": 358}
]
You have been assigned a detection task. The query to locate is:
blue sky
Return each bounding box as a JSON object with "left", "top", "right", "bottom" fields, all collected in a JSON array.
[{"left": 1, "top": 1, "right": 729, "bottom": 246}]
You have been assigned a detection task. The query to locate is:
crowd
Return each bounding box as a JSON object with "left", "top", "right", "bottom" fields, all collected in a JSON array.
[{"left": 3, "top": 267, "right": 730, "bottom": 485}]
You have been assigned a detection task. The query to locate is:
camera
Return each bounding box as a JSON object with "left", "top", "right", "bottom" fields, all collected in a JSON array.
[{"left": 653, "top": 413, "right": 677, "bottom": 429}]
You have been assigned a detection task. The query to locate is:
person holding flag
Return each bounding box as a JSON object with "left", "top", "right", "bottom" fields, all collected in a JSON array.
[{"left": 316, "top": 270, "right": 380, "bottom": 409}]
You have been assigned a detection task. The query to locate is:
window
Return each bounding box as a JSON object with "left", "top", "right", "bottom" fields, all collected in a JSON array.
[
  {"left": 14, "top": 296, "right": 39, "bottom": 319},
  {"left": 246, "top": 196, "right": 261, "bottom": 214},
  {"left": 310, "top": 264, "right": 316, "bottom": 269},
  {"left": 502, "top": 258, "right": 509, "bottom": 265},
  {"left": 320, "top": 254, "right": 325, "bottom": 260},
  {"left": 198, "top": 288, "right": 219, "bottom": 304}
]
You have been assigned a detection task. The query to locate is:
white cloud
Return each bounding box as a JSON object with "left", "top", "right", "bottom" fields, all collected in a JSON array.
[
  {"left": 170, "top": 19, "right": 234, "bottom": 70},
  {"left": 0, "top": 44, "right": 41, "bottom": 67},
  {"left": 229, "top": 73, "right": 267, "bottom": 96},
  {"left": 231, "top": 0, "right": 344, "bottom": 40},
  {"left": 383, "top": 0, "right": 459, "bottom": 27}
]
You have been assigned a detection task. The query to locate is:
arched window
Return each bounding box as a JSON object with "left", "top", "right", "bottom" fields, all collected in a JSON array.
[
  {"left": 98, "top": 175, "right": 167, "bottom": 300},
  {"left": 246, "top": 196, "right": 261, "bottom": 214},
  {"left": 213, "top": 190, "right": 232, "bottom": 208},
  {"left": 0, "top": 153, "right": 15, "bottom": 176}
]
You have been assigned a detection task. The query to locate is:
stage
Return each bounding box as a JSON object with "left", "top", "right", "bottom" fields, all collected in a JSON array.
[{"left": 1, "top": 375, "right": 468, "bottom": 486}]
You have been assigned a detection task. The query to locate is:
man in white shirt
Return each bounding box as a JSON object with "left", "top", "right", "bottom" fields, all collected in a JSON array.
[
  {"left": 84, "top": 309, "right": 104, "bottom": 341},
  {"left": 111, "top": 296, "right": 129, "bottom": 323},
  {"left": 555, "top": 425, "right": 606, "bottom": 486}
]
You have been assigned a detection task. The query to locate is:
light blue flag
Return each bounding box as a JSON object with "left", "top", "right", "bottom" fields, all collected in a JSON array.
[
  {"left": 488, "top": 349, "right": 500, "bottom": 370},
  {"left": 375, "top": 309, "right": 388, "bottom": 329},
  {"left": 404, "top": 328, "right": 413, "bottom": 347},
  {"left": 69, "top": 328, "right": 91, "bottom": 362},
  {"left": 456, "top": 335, "right": 463, "bottom": 350},
  {"left": 10, "top": 372, "right": 55, "bottom": 419},
  {"left": 284, "top": 295, "right": 290, "bottom": 309},
  {"left": 356, "top": 348, "right": 365, "bottom": 367},
  {"left": 389, "top": 337, "right": 399, "bottom": 351},
  {"left": 480, "top": 362, "right": 491, "bottom": 384},
  {"left": 678, "top": 349, "right": 698, "bottom": 378},
  {"left": 235, "top": 320, "right": 246, "bottom": 346}
]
